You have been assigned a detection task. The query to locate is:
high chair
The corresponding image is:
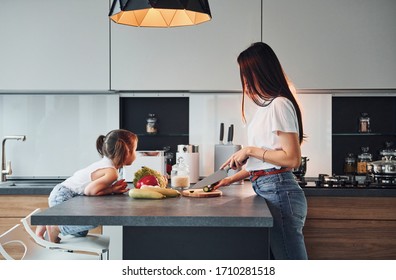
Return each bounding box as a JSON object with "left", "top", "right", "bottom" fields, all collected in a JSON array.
[
  {"left": 21, "top": 208, "right": 110, "bottom": 260},
  {"left": 0, "top": 224, "right": 100, "bottom": 260}
]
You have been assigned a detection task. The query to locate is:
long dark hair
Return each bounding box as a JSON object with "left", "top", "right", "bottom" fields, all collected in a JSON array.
[
  {"left": 237, "top": 42, "right": 305, "bottom": 143},
  {"left": 96, "top": 129, "right": 137, "bottom": 169}
]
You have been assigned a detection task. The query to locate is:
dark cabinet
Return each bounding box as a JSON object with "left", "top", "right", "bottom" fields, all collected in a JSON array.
[
  {"left": 120, "top": 97, "right": 189, "bottom": 164},
  {"left": 332, "top": 96, "right": 396, "bottom": 175}
]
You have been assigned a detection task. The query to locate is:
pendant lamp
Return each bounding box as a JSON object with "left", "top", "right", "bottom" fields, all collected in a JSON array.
[{"left": 109, "top": 0, "right": 212, "bottom": 27}]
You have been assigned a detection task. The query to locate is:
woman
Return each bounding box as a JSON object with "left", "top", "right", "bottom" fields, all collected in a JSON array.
[{"left": 214, "top": 42, "right": 308, "bottom": 259}]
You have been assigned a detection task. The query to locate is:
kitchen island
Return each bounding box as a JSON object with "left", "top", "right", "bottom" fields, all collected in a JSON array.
[{"left": 31, "top": 184, "right": 273, "bottom": 260}]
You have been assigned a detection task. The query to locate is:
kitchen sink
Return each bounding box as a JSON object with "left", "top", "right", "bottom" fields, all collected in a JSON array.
[{"left": 0, "top": 179, "right": 63, "bottom": 187}]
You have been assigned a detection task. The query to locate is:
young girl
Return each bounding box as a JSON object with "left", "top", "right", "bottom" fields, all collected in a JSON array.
[
  {"left": 36, "top": 129, "right": 138, "bottom": 243},
  {"left": 214, "top": 42, "right": 308, "bottom": 259}
]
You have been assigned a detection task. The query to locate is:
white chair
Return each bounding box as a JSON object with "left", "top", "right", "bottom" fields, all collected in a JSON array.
[
  {"left": 0, "top": 224, "right": 100, "bottom": 260},
  {"left": 21, "top": 208, "right": 110, "bottom": 260}
]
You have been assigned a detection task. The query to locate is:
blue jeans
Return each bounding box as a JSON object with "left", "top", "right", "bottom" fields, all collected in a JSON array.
[
  {"left": 48, "top": 184, "right": 96, "bottom": 237},
  {"left": 251, "top": 170, "right": 308, "bottom": 260}
]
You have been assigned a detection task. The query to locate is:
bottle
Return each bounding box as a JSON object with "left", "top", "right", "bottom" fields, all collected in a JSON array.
[
  {"left": 146, "top": 113, "right": 158, "bottom": 134},
  {"left": 171, "top": 157, "right": 190, "bottom": 189},
  {"left": 357, "top": 147, "right": 372, "bottom": 175},
  {"left": 344, "top": 153, "right": 357, "bottom": 175},
  {"left": 358, "top": 112, "right": 371, "bottom": 133}
]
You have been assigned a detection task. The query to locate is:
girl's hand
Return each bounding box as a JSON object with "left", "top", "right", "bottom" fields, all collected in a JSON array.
[{"left": 111, "top": 179, "right": 129, "bottom": 194}]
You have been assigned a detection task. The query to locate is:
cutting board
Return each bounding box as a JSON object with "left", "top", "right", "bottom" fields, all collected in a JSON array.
[{"left": 182, "top": 189, "right": 222, "bottom": 198}]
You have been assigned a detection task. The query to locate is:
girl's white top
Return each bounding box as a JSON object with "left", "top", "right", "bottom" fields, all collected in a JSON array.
[
  {"left": 62, "top": 156, "right": 116, "bottom": 194},
  {"left": 245, "top": 97, "right": 299, "bottom": 172}
]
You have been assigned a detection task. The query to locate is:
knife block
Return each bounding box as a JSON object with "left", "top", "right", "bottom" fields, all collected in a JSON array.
[{"left": 214, "top": 143, "right": 244, "bottom": 184}]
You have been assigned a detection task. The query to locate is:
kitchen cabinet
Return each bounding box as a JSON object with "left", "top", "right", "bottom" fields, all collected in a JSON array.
[
  {"left": 31, "top": 185, "right": 273, "bottom": 260},
  {"left": 303, "top": 196, "right": 396, "bottom": 259},
  {"left": 0, "top": 0, "right": 109, "bottom": 90},
  {"left": 263, "top": 0, "right": 396, "bottom": 89},
  {"left": 110, "top": 0, "right": 262, "bottom": 91},
  {"left": 0, "top": 194, "right": 102, "bottom": 260},
  {"left": 332, "top": 94, "right": 396, "bottom": 175},
  {"left": 0, "top": 195, "right": 48, "bottom": 260},
  {"left": 120, "top": 94, "right": 189, "bottom": 164}
]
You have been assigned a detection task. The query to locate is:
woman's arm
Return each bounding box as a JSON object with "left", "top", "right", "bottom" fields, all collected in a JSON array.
[
  {"left": 213, "top": 168, "right": 250, "bottom": 190},
  {"left": 221, "top": 131, "right": 301, "bottom": 170}
]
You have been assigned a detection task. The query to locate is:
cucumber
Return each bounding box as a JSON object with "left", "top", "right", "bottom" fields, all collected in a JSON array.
[
  {"left": 203, "top": 185, "right": 215, "bottom": 192},
  {"left": 140, "top": 186, "right": 181, "bottom": 197},
  {"left": 128, "top": 189, "right": 165, "bottom": 199}
]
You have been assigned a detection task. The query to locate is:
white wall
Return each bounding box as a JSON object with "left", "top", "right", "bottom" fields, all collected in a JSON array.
[
  {"left": 0, "top": 94, "right": 119, "bottom": 178},
  {"left": 190, "top": 92, "right": 332, "bottom": 178}
]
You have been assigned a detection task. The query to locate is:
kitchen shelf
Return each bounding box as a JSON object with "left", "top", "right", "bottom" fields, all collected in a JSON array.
[
  {"left": 136, "top": 133, "right": 189, "bottom": 137},
  {"left": 332, "top": 96, "right": 396, "bottom": 175},
  {"left": 120, "top": 96, "right": 189, "bottom": 164},
  {"left": 333, "top": 133, "right": 396, "bottom": 136}
]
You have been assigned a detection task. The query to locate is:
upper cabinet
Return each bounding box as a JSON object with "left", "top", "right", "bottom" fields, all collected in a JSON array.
[
  {"left": 110, "top": 0, "right": 262, "bottom": 91},
  {"left": 263, "top": 0, "right": 396, "bottom": 89},
  {"left": 0, "top": 0, "right": 109, "bottom": 91}
]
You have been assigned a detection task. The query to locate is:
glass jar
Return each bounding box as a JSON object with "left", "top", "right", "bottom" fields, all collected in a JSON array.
[
  {"left": 379, "top": 141, "right": 396, "bottom": 160},
  {"left": 344, "top": 153, "right": 357, "bottom": 175},
  {"left": 146, "top": 113, "right": 158, "bottom": 134},
  {"left": 358, "top": 112, "right": 371, "bottom": 133},
  {"left": 171, "top": 158, "right": 190, "bottom": 189},
  {"left": 357, "top": 147, "right": 372, "bottom": 175}
]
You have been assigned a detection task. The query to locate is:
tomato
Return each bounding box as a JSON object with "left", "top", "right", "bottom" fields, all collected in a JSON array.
[{"left": 135, "top": 175, "right": 159, "bottom": 189}]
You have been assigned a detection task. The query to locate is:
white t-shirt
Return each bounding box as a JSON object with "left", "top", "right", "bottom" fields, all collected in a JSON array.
[
  {"left": 62, "top": 156, "right": 116, "bottom": 194},
  {"left": 245, "top": 97, "right": 299, "bottom": 172}
]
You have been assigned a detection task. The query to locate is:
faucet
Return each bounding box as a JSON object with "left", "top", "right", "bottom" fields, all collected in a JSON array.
[{"left": 1, "top": 135, "right": 26, "bottom": 182}]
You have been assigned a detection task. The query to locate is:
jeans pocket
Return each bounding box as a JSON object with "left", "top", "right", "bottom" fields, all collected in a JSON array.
[{"left": 286, "top": 191, "right": 307, "bottom": 222}]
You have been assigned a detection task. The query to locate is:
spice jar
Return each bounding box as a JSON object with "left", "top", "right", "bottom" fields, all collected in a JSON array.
[
  {"left": 357, "top": 147, "right": 372, "bottom": 175},
  {"left": 171, "top": 157, "right": 190, "bottom": 189},
  {"left": 358, "top": 112, "right": 371, "bottom": 133},
  {"left": 146, "top": 113, "right": 158, "bottom": 134},
  {"left": 344, "top": 153, "right": 357, "bottom": 175}
]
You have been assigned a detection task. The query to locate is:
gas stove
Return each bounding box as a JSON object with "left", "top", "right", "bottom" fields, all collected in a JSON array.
[{"left": 298, "top": 174, "right": 396, "bottom": 189}]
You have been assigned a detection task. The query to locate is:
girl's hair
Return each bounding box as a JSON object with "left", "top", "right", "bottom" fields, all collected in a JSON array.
[
  {"left": 237, "top": 42, "right": 305, "bottom": 143},
  {"left": 96, "top": 129, "right": 138, "bottom": 169}
]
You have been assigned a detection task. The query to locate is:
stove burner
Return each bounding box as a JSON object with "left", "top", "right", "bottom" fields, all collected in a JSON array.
[{"left": 305, "top": 174, "right": 396, "bottom": 189}]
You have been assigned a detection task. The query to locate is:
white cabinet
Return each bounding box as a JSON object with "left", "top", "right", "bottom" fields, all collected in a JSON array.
[
  {"left": 263, "top": 0, "right": 396, "bottom": 89},
  {"left": 110, "top": 0, "right": 262, "bottom": 91},
  {"left": 0, "top": 0, "right": 109, "bottom": 91}
]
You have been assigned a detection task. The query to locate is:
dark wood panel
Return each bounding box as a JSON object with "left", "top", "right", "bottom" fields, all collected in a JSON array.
[
  {"left": 304, "top": 196, "right": 396, "bottom": 259},
  {"left": 304, "top": 219, "right": 396, "bottom": 260},
  {"left": 306, "top": 197, "right": 396, "bottom": 220}
]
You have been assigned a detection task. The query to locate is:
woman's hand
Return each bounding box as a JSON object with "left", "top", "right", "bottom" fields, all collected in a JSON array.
[
  {"left": 220, "top": 147, "right": 250, "bottom": 170},
  {"left": 212, "top": 177, "right": 233, "bottom": 190}
]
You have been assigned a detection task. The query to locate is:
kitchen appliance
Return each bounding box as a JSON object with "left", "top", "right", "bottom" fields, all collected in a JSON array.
[
  {"left": 176, "top": 144, "right": 199, "bottom": 183},
  {"left": 192, "top": 166, "right": 231, "bottom": 189},
  {"left": 292, "top": 156, "right": 309, "bottom": 181},
  {"left": 122, "top": 150, "right": 166, "bottom": 182},
  {"left": 214, "top": 123, "right": 242, "bottom": 184},
  {"left": 302, "top": 173, "right": 396, "bottom": 189}
]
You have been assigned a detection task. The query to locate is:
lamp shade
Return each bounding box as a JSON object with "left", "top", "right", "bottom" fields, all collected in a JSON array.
[{"left": 109, "top": 0, "right": 212, "bottom": 27}]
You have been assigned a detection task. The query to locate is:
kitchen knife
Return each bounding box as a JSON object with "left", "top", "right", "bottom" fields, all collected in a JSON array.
[
  {"left": 227, "top": 124, "right": 234, "bottom": 145},
  {"left": 219, "top": 122, "right": 224, "bottom": 144},
  {"left": 227, "top": 124, "right": 233, "bottom": 144},
  {"left": 192, "top": 165, "right": 231, "bottom": 189}
]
